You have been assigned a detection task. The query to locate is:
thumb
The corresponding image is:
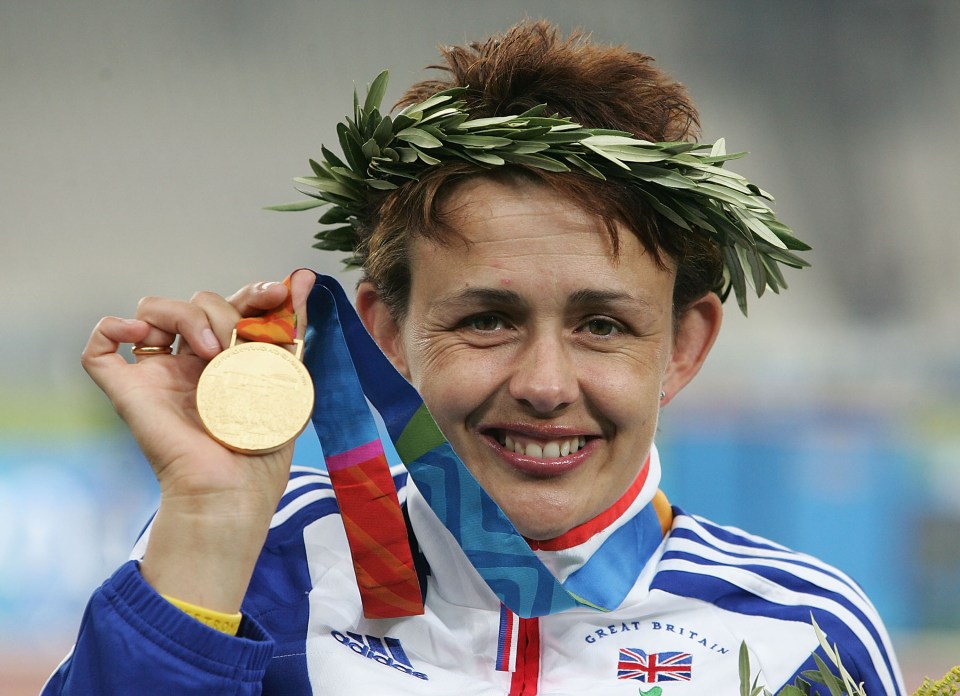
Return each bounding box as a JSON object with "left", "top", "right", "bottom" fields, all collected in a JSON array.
[
  {"left": 289, "top": 269, "right": 316, "bottom": 340},
  {"left": 80, "top": 316, "right": 150, "bottom": 395}
]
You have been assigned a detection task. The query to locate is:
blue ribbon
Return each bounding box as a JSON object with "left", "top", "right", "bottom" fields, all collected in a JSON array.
[{"left": 304, "top": 276, "right": 662, "bottom": 618}]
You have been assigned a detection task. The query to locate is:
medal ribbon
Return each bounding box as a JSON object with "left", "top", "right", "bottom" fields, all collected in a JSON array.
[
  {"left": 233, "top": 275, "right": 422, "bottom": 617},
  {"left": 304, "top": 275, "right": 665, "bottom": 619},
  {"left": 236, "top": 277, "right": 298, "bottom": 343}
]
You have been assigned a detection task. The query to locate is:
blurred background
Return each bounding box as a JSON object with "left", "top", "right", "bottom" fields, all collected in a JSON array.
[{"left": 2, "top": 0, "right": 958, "bottom": 691}]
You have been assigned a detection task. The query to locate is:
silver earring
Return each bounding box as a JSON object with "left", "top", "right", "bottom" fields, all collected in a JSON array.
[{"left": 659, "top": 390, "right": 666, "bottom": 400}]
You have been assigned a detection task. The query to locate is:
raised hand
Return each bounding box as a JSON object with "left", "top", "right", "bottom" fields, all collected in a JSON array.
[{"left": 80, "top": 269, "right": 316, "bottom": 612}]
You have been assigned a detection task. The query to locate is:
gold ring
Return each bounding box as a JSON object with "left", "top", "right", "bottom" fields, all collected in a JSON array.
[{"left": 132, "top": 345, "right": 174, "bottom": 356}]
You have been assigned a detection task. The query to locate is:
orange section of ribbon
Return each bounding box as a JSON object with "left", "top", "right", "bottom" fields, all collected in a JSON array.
[
  {"left": 236, "top": 276, "right": 298, "bottom": 344},
  {"left": 330, "top": 450, "right": 424, "bottom": 618}
]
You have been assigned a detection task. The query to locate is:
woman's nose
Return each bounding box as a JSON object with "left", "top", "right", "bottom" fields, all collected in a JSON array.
[{"left": 507, "top": 333, "right": 579, "bottom": 414}]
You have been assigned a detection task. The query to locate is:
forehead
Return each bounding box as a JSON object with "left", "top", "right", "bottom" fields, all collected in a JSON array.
[
  {"left": 406, "top": 177, "right": 675, "bottom": 308},
  {"left": 438, "top": 175, "right": 603, "bottom": 246}
]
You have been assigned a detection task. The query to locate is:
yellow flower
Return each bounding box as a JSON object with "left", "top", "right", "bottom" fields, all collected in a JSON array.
[{"left": 912, "top": 665, "right": 960, "bottom": 696}]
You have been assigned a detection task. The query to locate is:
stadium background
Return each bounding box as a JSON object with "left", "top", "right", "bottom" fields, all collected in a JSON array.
[{"left": 1, "top": 1, "right": 957, "bottom": 691}]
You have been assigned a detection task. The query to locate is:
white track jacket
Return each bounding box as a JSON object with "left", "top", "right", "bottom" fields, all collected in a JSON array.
[{"left": 44, "top": 459, "right": 904, "bottom": 695}]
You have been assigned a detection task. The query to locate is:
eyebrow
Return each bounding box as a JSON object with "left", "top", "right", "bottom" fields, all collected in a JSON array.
[
  {"left": 436, "top": 287, "right": 654, "bottom": 313},
  {"left": 568, "top": 288, "right": 655, "bottom": 313},
  {"left": 436, "top": 287, "right": 528, "bottom": 310}
]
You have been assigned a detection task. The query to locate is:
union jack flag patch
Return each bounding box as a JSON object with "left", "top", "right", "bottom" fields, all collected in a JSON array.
[{"left": 617, "top": 649, "right": 693, "bottom": 682}]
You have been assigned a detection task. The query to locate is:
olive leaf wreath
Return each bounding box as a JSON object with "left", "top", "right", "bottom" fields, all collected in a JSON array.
[{"left": 270, "top": 71, "right": 810, "bottom": 315}]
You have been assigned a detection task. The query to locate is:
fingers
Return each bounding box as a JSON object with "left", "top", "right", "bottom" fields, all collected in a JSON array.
[
  {"left": 134, "top": 295, "right": 225, "bottom": 360},
  {"left": 136, "top": 323, "right": 179, "bottom": 354},
  {"left": 188, "top": 290, "right": 247, "bottom": 353},
  {"left": 96, "top": 273, "right": 318, "bottom": 369},
  {"left": 83, "top": 316, "right": 150, "bottom": 362},
  {"left": 226, "top": 281, "right": 290, "bottom": 318}
]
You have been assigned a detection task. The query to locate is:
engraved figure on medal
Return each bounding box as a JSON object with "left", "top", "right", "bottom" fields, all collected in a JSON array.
[{"left": 196, "top": 330, "right": 314, "bottom": 454}]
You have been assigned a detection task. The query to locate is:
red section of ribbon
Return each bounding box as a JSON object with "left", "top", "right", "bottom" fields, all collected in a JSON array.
[
  {"left": 327, "top": 449, "right": 424, "bottom": 618},
  {"left": 236, "top": 276, "right": 297, "bottom": 344}
]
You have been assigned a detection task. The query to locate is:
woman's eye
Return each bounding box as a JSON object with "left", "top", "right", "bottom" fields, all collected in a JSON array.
[
  {"left": 583, "top": 318, "right": 620, "bottom": 336},
  {"left": 466, "top": 314, "right": 506, "bottom": 332}
]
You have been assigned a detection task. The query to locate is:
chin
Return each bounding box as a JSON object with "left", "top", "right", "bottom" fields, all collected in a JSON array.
[
  {"left": 522, "top": 526, "right": 569, "bottom": 542},
  {"left": 499, "top": 495, "right": 581, "bottom": 541}
]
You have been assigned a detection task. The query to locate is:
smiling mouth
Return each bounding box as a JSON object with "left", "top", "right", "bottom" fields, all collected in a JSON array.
[{"left": 491, "top": 430, "right": 589, "bottom": 460}]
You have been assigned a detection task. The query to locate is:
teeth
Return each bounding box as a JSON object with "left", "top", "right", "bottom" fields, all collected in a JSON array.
[{"left": 499, "top": 433, "right": 587, "bottom": 460}]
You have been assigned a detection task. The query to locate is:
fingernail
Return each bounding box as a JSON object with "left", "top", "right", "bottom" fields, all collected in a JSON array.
[
  {"left": 258, "top": 281, "right": 280, "bottom": 292},
  {"left": 201, "top": 328, "right": 221, "bottom": 352}
]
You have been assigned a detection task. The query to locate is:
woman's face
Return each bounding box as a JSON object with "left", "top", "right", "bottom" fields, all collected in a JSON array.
[{"left": 359, "top": 177, "right": 720, "bottom": 540}]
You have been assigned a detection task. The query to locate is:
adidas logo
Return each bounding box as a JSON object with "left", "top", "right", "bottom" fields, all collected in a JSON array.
[{"left": 331, "top": 630, "right": 430, "bottom": 680}]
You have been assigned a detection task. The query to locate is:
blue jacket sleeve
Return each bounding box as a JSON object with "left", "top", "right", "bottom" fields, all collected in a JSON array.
[
  {"left": 777, "top": 615, "right": 904, "bottom": 696},
  {"left": 42, "top": 560, "right": 276, "bottom": 695}
]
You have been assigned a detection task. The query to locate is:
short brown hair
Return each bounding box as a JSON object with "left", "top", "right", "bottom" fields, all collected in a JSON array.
[{"left": 357, "top": 20, "right": 724, "bottom": 320}]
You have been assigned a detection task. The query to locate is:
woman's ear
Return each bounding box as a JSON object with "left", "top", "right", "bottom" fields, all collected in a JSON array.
[
  {"left": 660, "top": 292, "right": 723, "bottom": 406},
  {"left": 355, "top": 282, "right": 411, "bottom": 380}
]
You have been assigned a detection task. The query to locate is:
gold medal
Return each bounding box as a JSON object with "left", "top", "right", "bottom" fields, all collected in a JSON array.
[{"left": 196, "top": 329, "right": 314, "bottom": 454}]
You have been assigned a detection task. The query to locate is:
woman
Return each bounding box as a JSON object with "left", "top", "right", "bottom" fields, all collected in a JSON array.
[{"left": 45, "top": 21, "right": 903, "bottom": 695}]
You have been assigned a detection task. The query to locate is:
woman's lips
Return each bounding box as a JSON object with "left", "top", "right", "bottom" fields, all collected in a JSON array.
[{"left": 481, "top": 427, "right": 597, "bottom": 478}]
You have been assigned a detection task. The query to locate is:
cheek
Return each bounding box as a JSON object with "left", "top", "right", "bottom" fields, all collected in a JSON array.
[
  {"left": 581, "top": 353, "right": 666, "bottom": 408},
  {"left": 585, "top": 384, "right": 660, "bottom": 441},
  {"left": 403, "top": 339, "right": 494, "bottom": 419}
]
